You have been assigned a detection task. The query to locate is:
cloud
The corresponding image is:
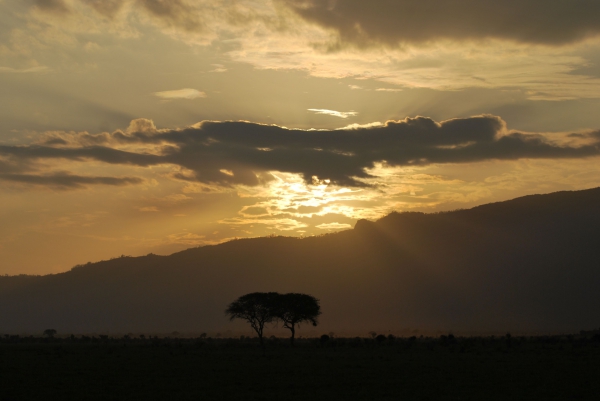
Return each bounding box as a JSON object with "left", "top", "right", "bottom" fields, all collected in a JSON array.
[
  {"left": 3, "top": 116, "right": 600, "bottom": 188},
  {"left": 0, "top": 66, "right": 49, "bottom": 73},
  {"left": 219, "top": 216, "right": 308, "bottom": 231},
  {"left": 0, "top": 145, "right": 163, "bottom": 166},
  {"left": 137, "top": 0, "right": 206, "bottom": 32},
  {"left": 161, "top": 194, "right": 192, "bottom": 202},
  {"left": 127, "top": 118, "right": 157, "bottom": 134},
  {"left": 281, "top": 0, "right": 600, "bottom": 47},
  {"left": 37, "top": 0, "right": 204, "bottom": 30},
  {"left": 338, "top": 122, "right": 384, "bottom": 130},
  {"left": 209, "top": 64, "right": 227, "bottom": 73},
  {"left": 315, "top": 222, "right": 352, "bottom": 230},
  {"left": 308, "top": 109, "right": 358, "bottom": 118},
  {"left": 0, "top": 172, "right": 143, "bottom": 189},
  {"left": 241, "top": 206, "right": 269, "bottom": 216},
  {"left": 154, "top": 88, "right": 206, "bottom": 100},
  {"left": 33, "top": 0, "right": 70, "bottom": 15},
  {"left": 165, "top": 232, "right": 207, "bottom": 246},
  {"left": 16, "top": 0, "right": 600, "bottom": 100},
  {"left": 83, "top": 0, "right": 125, "bottom": 18},
  {"left": 376, "top": 88, "right": 402, "bottom": 92}
]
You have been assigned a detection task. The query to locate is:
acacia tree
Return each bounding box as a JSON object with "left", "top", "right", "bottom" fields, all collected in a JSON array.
[
  {"left": 225, "top": 292, "right": 279, "bottom": 346},
  {"left": 43, "top": 329, "right": 57, "bottom": 338},
  {"left": 273, "top": 293, "right": 321, "bottom": 346}
]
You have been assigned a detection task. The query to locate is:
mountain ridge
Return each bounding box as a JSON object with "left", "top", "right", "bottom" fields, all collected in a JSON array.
[{"left": 1, "top": 187, "right": 600, "bottom": 335}]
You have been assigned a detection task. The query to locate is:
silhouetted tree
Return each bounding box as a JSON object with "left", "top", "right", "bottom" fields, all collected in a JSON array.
[
  {"left": 225, "top": 292, "right": 279, "bottom": 347},
  {"left": 375, "top": 334, "right": 387, "bottom": 344},
  {"left": 43, "top": 329, "right": 57, "bottom": 338},
  {"left": 272, "top": 293, "right": 321, "bottom": 346}
]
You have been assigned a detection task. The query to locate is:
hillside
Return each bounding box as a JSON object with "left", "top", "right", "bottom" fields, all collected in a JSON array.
[{"left": 1, "top": 187, "right": 600, "bottom": 335}]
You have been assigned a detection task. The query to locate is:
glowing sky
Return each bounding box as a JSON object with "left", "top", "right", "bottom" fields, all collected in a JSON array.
[{"left": 2, "top": 0, "right": 600, "bottom": 274}]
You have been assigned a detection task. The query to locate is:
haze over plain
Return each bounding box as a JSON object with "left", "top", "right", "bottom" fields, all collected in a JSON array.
[{"left": 2, "top": 0, "right": 600, "bottom": 274}]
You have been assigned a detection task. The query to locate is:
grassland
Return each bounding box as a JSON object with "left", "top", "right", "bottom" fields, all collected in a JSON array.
[{"left": 1, "top": 334, "right": 599, "bottom": 400}]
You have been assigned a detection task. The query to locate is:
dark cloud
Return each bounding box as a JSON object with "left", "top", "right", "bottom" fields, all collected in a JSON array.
[
  {"left": 0, "top": 144, "right": 156, "bottom": 189},
  {"left": 297, "top": 205, "right": 323, "bottom": 214},
  {"left": 0, "top": 172, "right": 143, "bottom": 189},
  {"left": 84, "top": 0, "right": 125, "bottom": 18},
  {"left": 0, "top": 145, "right": 163, "bottom": 166},
  {"left": 0, "top": 159, "right": 17, "bottom": 174},
  {"left": 42, "top": 137, "right": 69, "bottom": 146},
  {"left": 3, "top": 116, "right": 600, "bottom": 188},
  {"left": 33, "top": 0, "right": 71, "bottom": 14},
  {"left": 37, "top": 132, "right": 112, "bottom": 147},
  {"left": 136, "top": 0, "right": 206, "bottom": 32},
  {"left": 33, "top": 0, "right": 205, "bottom": 30},
  {"left": 147, "top": 116, "right": 600, "bottom": 186},
  {"left": 280, "top": 0, "right": 600, "bottom": 47},
  {"left": 243, "top": 207, "right": 269, "bottom": 215}
]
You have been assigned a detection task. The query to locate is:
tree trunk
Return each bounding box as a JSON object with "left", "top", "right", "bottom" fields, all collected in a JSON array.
[{"left": 290, "top": 324, "right": 295, "bottom": 346}]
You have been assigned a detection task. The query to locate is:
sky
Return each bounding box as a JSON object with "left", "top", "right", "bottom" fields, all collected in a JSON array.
[{"left": 2, "top": 0, "right": 600, "bottom": 275}]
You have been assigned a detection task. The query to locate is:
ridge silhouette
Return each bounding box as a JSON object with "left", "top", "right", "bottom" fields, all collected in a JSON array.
[{"left": 1, "top": 187, "right": 600, "bottom": 334}]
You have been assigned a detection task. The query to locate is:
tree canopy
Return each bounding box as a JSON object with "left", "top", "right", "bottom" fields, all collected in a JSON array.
[
  {"left": 225, "top": 292, "right": 279, "bottom": 346},
  {"left": 272, "top": 293, "right": 321, "bottom": 345},
  {"left": 225, "top": 292, "right": 321, "bottom": 346},
  {"left": 43, "top": 329, "right": 57, "bottom": 338}
]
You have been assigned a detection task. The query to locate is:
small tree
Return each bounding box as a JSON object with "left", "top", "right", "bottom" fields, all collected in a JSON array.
[
  {"left": 225, "top": 292, "right": 279, "bottom": 347},
  {"left": 273, "top": 293, "right": 321, "bottom": 346},
  {"left": 43, "top": 329, "right": 57, "bottom": 338}
]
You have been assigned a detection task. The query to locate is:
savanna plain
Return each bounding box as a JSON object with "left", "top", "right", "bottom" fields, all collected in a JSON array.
[{"left": 1, "top": 333, "right": 600, "bottom": 400}]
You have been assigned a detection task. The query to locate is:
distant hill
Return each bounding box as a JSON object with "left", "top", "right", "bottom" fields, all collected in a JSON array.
[{"left": 2, "top": 187, "right": 600, "bottom": 335}]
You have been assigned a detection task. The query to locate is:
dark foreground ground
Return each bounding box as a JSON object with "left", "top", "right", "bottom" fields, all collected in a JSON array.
[{"left": 1, "top": 334, "right": 599, "bottom": 401}]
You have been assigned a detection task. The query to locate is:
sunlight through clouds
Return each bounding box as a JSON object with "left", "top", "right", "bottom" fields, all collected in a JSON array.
[
  {"left": 316, "top": 222, "right": 352, "bottom": 230},
  {"left": 223, "top": 155, "right": 600, "bottom": 236},
  {"left": 3, "top": 0, "right": 600, "bottom": 274},
  {"left": 154, "top": 88, "right": 206, "bottom": 100},
  {"left": 229, "top": 168, "right": 451, "bottom": 231},
  {"left": 307, "top": 109, "right": 358, "bottom": 118}
]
